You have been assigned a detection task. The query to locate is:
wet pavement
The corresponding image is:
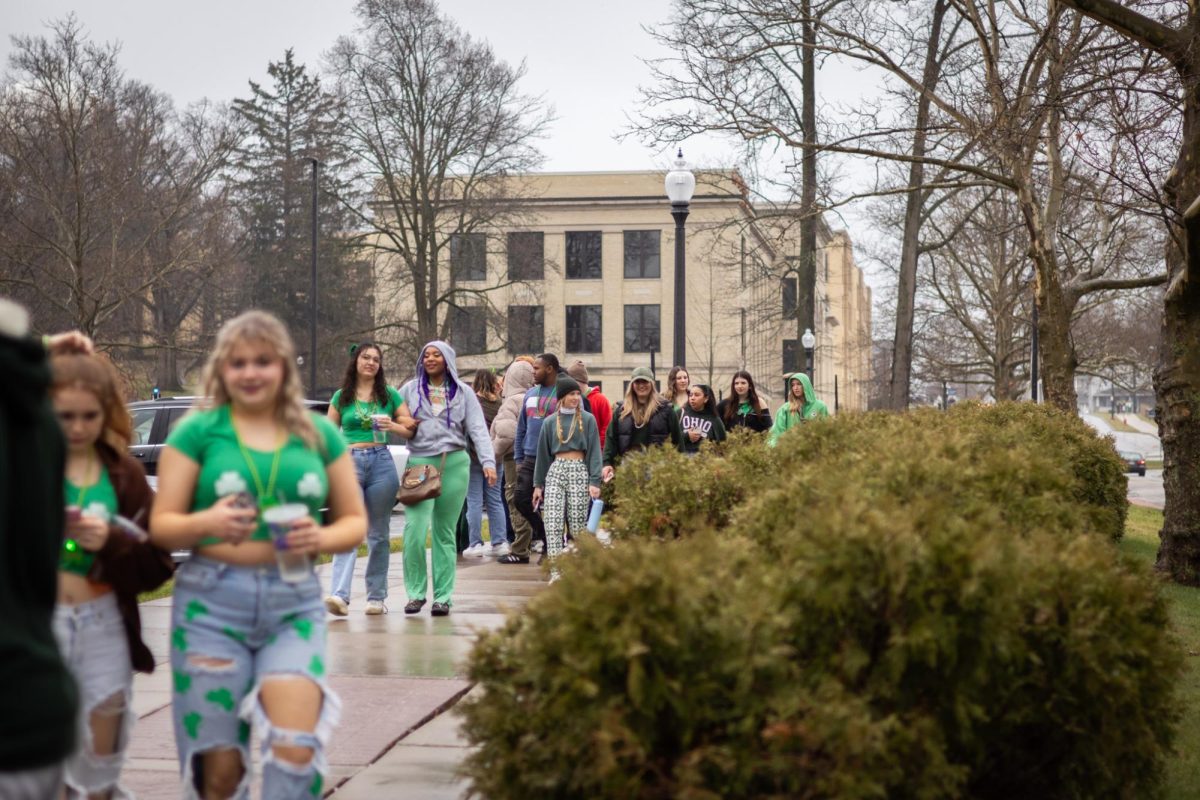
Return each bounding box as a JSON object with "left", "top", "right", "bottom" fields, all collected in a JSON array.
[{"left": 121, "top": 516, "right": 543, "bottom": 798}]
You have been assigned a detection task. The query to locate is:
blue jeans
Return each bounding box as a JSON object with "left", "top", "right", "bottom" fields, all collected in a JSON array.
[
  {"left": 170, "top": 557, "right": 339, "bottom": 800},
  {"left": 329, "top": 446, "right": 399, "bottom": 603},
  {"left": 466, "top": 458, "right": 507, "bottom": 547}
]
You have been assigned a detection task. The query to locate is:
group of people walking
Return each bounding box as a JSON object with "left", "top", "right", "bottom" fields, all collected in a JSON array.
[{"left": 2, "top": 299, "right": 831, "bottom": 799}]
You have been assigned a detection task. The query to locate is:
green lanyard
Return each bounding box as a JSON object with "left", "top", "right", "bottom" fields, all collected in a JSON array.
[
  {"left": 232, "top": 417, "right": 284, "bottom": 509},
  {"left": 354, "top": 396, "right": 379, "bottom": 430}
]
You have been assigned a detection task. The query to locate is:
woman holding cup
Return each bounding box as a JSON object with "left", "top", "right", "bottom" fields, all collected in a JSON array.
[
  {"left": 325, "top": 343, "right": 413, "bottom": 616},
  {"left": 151, "top": 311, "right": 366, "bottom": 799},
  {"left": 50, "top": 345, "right": 175, "bottom": 799}
]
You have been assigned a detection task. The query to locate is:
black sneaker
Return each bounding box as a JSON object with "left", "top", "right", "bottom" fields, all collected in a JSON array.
[
  {"left": 404, "top": 599, "right": 426, "bottom": 615},
  {"left": 498, "top": 554, "right": 530, "bottom": 564},
  {"left": 431, "top": 602, "right": 450, "bottom": 617}
]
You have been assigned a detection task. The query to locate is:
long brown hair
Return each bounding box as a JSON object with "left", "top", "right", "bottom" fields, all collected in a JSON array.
[
  {"left": 619, "top": 379, "right": 664, "bottom": 427},
  {"left": 722, "top": 370, "right": 764, "bottom": 426},
  {"left": 472, "top": 369, "right": 499, "bottom": 402},
  {"left": 338, "top": 342, "right": 388, "bottom": 408},
  {"left": 50, "top": 351, "right": 133, "bottom": 450},
  {"left": 197, "top": 311, "right": 319, "bottom": 449},
  {"left": 666, "top": 365, "right": 689, "bottom": 404}
]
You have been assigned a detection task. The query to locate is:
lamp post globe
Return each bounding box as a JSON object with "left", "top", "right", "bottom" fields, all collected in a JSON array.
[{"left": 665, "top": 149, "right": 695, "bottom": 369}]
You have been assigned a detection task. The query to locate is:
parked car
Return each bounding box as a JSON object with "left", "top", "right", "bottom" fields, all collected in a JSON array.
[
  {"left": 1118, "top": 450, "right": 1147, "bottom": 477},
  {"left": 127, "top": 396, "right": 409, "bottom": 562}
]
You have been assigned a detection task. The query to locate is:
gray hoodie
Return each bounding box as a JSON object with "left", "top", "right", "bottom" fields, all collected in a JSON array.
[
  {"left": 397, "top": 340, "right": 496, "bottom": 470},
  {"left": 490, "top": 360, "right": 535, "bottom": 461}
]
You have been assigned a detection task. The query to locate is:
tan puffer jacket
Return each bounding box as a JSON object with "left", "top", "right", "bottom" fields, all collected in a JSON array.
[{"left": 491, "top": 360, "right": 535, "bottom": 461}]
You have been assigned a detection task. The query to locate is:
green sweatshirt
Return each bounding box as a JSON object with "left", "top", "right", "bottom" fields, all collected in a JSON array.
[
  {"left": 0, "top": 331, "right": 78, "bottom": 768},
  {"left": 533, "top": 410, "right": 603, "bottom": 488},
  {"left": 768, "top": 372, "right": 830, "bottom": 446}
]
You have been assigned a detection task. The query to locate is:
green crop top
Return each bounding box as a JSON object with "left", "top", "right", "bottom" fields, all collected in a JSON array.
[
  {"left": 60, "top": 463, "right": 118, "bottom": 576},
  {"left": 329, "top": 386, "right": 405, "bottom": 443}
]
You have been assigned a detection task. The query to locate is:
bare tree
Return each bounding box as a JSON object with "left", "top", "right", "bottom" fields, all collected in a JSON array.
[
  {"left": 328, "top": 0, "right": 552, "bottom": 364},
  {"left": 0, "top": 17, "right": 235, "bottom": 344}
]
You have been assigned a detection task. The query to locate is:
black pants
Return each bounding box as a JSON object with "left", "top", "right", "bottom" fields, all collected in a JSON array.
[{"left": 514, "top": 460, "right": 546, "bottom": 547}]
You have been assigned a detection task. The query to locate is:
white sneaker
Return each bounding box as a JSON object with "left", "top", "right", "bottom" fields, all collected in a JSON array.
[
  {"left": 479, "top": 543, "right": 494, "bottom": 557},
  {"left": 365, "top": 600, "right": 387, "bottom": 615},
  {"left": 463, "top": 543, "right": 481, "bottom": 557},
  {"left": 532, "top": 540, "right": 545, "bottom": 554},
  {"left": 324, "top": 595, "right": 349, "bottom": 617},
  {"left": 491, "top": 541, "right": 511, "bottom": 557}
]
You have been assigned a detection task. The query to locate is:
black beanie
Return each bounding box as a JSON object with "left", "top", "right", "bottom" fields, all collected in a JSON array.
[{"left": 556, "top": 373, "right": 581, "bottom": 400}]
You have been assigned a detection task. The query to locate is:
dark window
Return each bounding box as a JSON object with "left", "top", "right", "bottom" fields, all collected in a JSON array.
[
  {"left": 450, "top": 306, "right": 487, "bottom": 355},
  {"left": 507, "top": 305, "right": 544, "bottom": 354},
  {"left": 782, "top": 276, "right": 798, "bottom": 319},
  {"left": 507, "top": 232, "right": 544, "bottom": 280},
  {"left": 566, "top": 305, "right": 603, "bottom": 353},
  {"left": 566, "top": 231, "right": 602, "bottom": 279},
  {"left": 623, "top": 230, "right": 660, "bottom": 278},
  {"left": 624, "top": 304, "right": 660, "bottom": 353},
  {"left": 450, "top": 233, "right": 487, "bottom": 281},
  {"left": 783, "top": 339, "right": 799, "bottom": 374}
]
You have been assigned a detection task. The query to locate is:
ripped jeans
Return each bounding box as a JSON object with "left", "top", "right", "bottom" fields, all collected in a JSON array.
[
  {"left": 53, "top": 592, "right": 134, "bottom": 800},
  {"left": 169, "top": 556, "right": 341, "bottom": 800}
]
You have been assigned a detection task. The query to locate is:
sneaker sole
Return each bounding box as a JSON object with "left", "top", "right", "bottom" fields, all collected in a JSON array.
[
  {"left": 365, "top": 606, "right": 386, "bottom": 616},
  {"left": 324, "top": 598, "right": 349, "bottom": 617}
]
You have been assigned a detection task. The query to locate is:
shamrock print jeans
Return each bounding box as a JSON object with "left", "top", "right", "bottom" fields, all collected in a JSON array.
[{"left": 169, "top": 556, "right": 340, "bottom": 799}]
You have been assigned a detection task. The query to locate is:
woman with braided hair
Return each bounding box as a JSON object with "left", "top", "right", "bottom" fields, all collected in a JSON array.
[{"left": 531, "top": 374, "right": 603, "bottom": 582}]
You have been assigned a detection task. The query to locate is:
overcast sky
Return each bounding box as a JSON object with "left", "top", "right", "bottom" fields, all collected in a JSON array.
[{"left": 0, "top": 0, "right": 884, "bottom": 285}]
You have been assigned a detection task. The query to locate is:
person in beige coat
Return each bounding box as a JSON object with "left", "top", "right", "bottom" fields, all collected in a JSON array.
[{"left": 490, "top": 358, "right": 536, "bottom": 562}]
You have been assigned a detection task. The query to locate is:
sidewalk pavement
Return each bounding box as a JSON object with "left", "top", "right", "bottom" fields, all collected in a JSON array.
[
  {"left": 1117, "top": 413, "right": 1159, "bottom": 436},
  {"left": 122, "top": 535, "right": 543, "bottom": 798}
]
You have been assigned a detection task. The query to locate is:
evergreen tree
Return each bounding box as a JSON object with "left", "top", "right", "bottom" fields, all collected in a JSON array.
[{"left": 232, "top": 49, "right": 370, "bottom": 392}]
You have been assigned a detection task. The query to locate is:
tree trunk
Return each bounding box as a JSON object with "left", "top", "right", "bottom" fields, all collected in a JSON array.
[
  {"left": 1155, "top": 47, "right": 1200, "bottom": 583},
  {"left": 889, "top": 0, "right": 946, "bottom": 411}
]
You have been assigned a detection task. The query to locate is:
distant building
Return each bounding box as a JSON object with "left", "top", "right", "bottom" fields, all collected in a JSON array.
[{"left": 375, "top": 170, "right": 871, "bottom": 410}]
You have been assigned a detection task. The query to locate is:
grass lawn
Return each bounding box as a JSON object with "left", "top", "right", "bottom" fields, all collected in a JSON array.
[
  {"left": 138, "top": 537, "right": 406, "bottom": 603},
  {"left": 1105, "top": 414, "right": 1142, "bottom": 434},
  {"left": 1120, "top": 505, "right": 1200, "bottom": 799}
]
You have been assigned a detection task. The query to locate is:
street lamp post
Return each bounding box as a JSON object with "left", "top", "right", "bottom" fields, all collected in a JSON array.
[
  {"left": 309, "top": 157, "right": 320, "bottom": 394},
  {"left": 665, "top": 149, "right": 695, "bottom": 369},
  {"left": 802, "top": 327, "right": 816, "bottom": 384}
]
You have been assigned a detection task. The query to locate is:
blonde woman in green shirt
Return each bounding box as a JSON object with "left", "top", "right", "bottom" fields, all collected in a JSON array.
[
  {"left": 325, "top": 343, "right": 414, "bottom": 617},
  {"left": 151, "top": 311, "right": 366, "bottom": 800},
  {"left": 532, "top": 374, "right": 603, "bottom": 581}
]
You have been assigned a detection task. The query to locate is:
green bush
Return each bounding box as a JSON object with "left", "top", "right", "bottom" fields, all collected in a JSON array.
[
  {"left": 740, "top": 468, "right": 1181, "bottom": 799},
  {"left": 462, "top": 408, "right": 1180, "bottom": 799},
  {"left": 946, "top": 402, "right": 1128, "bottom": 540},
  {"left": 605, "top": 428, "right": 779, "bottom": 540},
  {"left": 459, "top": 534, "right": 966, "bottom": 799}
]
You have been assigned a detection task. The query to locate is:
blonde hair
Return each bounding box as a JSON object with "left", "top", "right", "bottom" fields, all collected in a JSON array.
[
  {"left": 620, "top": 379, "right": 665, "bottom": 427},
  {"left": 198, "top": 311, "right": 319, "bottom": 449},
  {"left": 787, "top": 376, "right": 806, "bottom": 415},
  {"left": 51, "top": 351, "right": 132, "bottom": 450}
]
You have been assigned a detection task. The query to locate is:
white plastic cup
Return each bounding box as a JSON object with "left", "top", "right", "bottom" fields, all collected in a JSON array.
[
  {"left": 371, "top": 414, "right": 391, "bottom": 444},
  {"left": 263, "top": 503, "right": 312, "bottom": 583}
]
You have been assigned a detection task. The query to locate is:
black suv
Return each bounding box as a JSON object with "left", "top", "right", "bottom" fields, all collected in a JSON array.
[{"left": 127, "top": 397, "right": 329, "bottom": 479}]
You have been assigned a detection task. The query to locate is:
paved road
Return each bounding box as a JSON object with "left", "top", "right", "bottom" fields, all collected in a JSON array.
[
  {"left": 1081, "top": 413, "right": 1162, "bottom": 459},
  {"left": 1127, "top": 469, "right": 1166, "bottom": 510},
  {"left": 122, "top": 531, "right": 543, "bottom": 798}
]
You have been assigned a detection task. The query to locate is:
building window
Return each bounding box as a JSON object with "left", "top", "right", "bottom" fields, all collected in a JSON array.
[
  {"left": 507, "top": 305, "right": 544, "bottom": 354},
  {"left": 623, "top": 230, "right": 660, "bottom": 278},
  {"left": 566, "top": 231, "right": 602, "bottom": 279},
  {"left": 783, "top": 339, "right": 799, "bottom": 375},
  {"left": 450, "top": 306, "right": 487, "bottom": 355},
  {"left": 624, "top": 304, "right": 660, "bottom": 353},
  {"left": 507, "top": 232, "right": 544, "bottom": 280},
  {"left": 566, "top": 305, "right": 603, "bottom": 353},
  {"left": 782, "top": 276, "right": 798, "bottom": 319},
  {"left": 450, "top": 233, "right": 486, "bottom": 281}
]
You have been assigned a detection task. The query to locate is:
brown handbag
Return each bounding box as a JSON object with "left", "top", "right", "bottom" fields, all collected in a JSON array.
[{"left": 397, "top": 454, "right": 448, "bottom": 506}]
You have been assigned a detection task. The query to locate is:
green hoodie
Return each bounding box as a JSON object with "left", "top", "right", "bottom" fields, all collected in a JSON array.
[{"left": 768, "top": 372, "right": 829, "bottom": 446}]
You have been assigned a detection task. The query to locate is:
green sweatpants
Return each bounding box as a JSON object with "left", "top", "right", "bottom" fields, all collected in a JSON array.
[{"left": 403, "top": 449, "right": 470, "bottom": 605}]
